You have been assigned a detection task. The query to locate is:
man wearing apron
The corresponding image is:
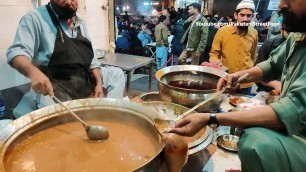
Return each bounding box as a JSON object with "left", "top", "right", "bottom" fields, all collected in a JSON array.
[{"left": 6, "top": 0, "right": 125, "bottom": 118}]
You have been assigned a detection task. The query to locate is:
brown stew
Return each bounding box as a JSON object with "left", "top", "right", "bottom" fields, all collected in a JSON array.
[{"left": 4, "top": 121, "right": 161, "bottom": 172}]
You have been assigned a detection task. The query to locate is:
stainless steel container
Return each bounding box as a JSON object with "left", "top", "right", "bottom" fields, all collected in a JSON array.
[
  {"left": 143, "top": 101, "right": 214, "bottom": 171},
  {"left": 0, "top": 98, "right": 165, "bottom": 171},
  {"left": 139, "top": 92, "right": 162, "bottom": 102},
  {"left": 156, "top": 65, "right": 228, "bottom": 112}
]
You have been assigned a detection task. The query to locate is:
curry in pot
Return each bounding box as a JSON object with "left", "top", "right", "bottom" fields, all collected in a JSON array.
[{"left": 4, "top": 121, "right": 161, "bottom": 172}]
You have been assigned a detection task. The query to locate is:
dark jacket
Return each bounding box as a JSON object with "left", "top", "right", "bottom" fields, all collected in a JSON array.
[
  {"left": 129, "top": 28, "right": 142, "bottom": 49},
  {"left": 171, "top": 19, "right": 186, "bottom": 55}
]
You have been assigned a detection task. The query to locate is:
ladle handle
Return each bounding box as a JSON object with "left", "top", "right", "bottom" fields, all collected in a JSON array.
[
  {"left": 52, "top": 96, "right": 88, "bottom": 128},
  {"left": 229, "top": 73, "right": 250, "bottom": 89},
  {"left": 176, "top": 73, "right": 250, "bottom": 121}
]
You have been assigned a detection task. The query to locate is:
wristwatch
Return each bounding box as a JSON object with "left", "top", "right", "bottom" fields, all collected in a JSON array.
[{"left": 208, "top": 113, "right": 219, "bottom": 128}]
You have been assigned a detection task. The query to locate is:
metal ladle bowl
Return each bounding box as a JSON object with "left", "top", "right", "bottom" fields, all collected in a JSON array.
[{"left": 53, "top": 96, "right": 109, "bottom": 140}]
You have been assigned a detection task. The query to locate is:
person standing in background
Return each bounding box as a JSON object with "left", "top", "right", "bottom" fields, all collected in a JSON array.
[
  {"left": 171, "top": 14, "right": 189, "bottom": 60},
  {"left": 204, "top": 0, "right": 258, "bottom": 95},
  {"left": 178, "top": 3, "right": 209, "bottom": 65},
  {"left": 154, "top": 15, "right": 169, "bottom": 70}
]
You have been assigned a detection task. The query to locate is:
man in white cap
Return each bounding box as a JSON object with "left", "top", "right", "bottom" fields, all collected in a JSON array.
[
  {"left": 203, "top": 0, "right": 258, "bottom": 95},
  {"left": 168, "top": 0, "right": 306, "bottom": 171}
]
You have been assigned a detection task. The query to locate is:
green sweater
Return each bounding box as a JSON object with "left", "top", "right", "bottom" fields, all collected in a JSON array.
[
  {"left": 257, "top": 32, "right": 306, "bottom": 140},
  {"left": 154, "top": 23, "right": 169, "bottom": 47}
]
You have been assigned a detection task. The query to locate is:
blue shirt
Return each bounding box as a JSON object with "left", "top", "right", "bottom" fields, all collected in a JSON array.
[
  {"left": 115, "top": 36, "right": 129, "bottom": 49},
  {"left": 137, "top": 31, "right": 152, "bottom": 47},
  {"left": 6, "top": 4, "right": 101, "bottom": 69}
]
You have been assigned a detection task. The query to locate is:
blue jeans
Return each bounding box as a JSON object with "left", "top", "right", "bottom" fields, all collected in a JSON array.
[{"left": 156, "top": 46, "right": 168, "bottom": 70}]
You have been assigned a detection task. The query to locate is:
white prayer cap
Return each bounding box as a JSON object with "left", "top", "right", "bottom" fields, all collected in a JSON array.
[{"left": 236, "top": 0, "right": 255, "bottom": 11}]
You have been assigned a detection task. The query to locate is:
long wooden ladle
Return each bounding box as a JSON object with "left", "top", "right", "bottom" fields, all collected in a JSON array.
[{"left": 153, "top": 74, "right": 250, "bottom": 133}]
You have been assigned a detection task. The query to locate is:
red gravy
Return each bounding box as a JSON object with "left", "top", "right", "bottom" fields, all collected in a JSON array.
[
  {"left": 168, "top": 80, "right": 215, "bottom": 91},
  {"left": 4, "top": 121, "right": 161, "bottom": 172}
]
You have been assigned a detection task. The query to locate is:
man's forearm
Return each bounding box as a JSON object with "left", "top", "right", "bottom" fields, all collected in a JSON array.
[
  {"left": 235, "top": 66, "right": 265, "bottom": 84},
  {"left": 92, "top": 68, "right": 103, "bottom": 86},
  {"left": 260, "top": 80, "right": 280, "bottom": 88},
  {"left": 11, "top": 55, "right": 54, "bottom": 96},
  {"left": 11, "top": 55, "right": 40, "bottom": 78},
  {"left": 218, "top": 105, "right": 284, "bottom": 129}
]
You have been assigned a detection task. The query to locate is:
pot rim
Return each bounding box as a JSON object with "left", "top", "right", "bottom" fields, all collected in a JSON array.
[
  {"left": 0, "top": 98, "right": 166, "bottom": 171},
  {"left": 155, "top": 65, "right": 228, "bottom": 93}
]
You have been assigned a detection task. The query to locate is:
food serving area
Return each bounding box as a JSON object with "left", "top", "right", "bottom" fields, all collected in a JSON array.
[
  {"left": 0, "top": 64, "right": 270, "bottom": 172},
  {"left": 0, "top": 1, "right": 286, "bottom": 171}
]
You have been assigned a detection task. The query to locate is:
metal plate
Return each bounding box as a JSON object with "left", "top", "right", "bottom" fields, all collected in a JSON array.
[
  {"left": 143, "top": 101, "right": 211, "bottom": 148},
  {"left": 139, "top": 92, "right": 162, "bottom": 102},
  {"left": 217, "top": 134, "right": 239, "bottom": 152},
  {"left": 229, "top": 94, "right": 253, "bottom": 107}
]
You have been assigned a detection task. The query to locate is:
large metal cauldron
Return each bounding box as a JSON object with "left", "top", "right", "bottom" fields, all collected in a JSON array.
[
  {"left": 156, "top": 65, "right": 228, "bottom": 112},
  {"left": 0, "top": 98, "right": 165, "bottom": 172}
]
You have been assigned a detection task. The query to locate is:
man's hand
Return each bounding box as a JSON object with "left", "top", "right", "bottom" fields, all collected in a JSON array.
[
  {"left": 216, "top": 73, "right": 241, "bottom": 92},
  {"left": 201, "top": 61, "right": 222, "bottom": 70},
  {"left": 92, "top": 83, "right": 104, "bottom": 98},
  {"left": 166, "top": 113, "right": 209, "bottom": 137},
  {"left": 268, "top": 81, "right": 281, "bottom": 95},
  {"left": 11, "top": 56, "right": 54, "bottom": 97},
  {"left": 29, "top": 69, "right": 54, "bottom": 97},
  {"left": 91, "top": 68, "right": 104, "bottom": 98},
  {"left": 187, "top": 16, "right": 195, "bottom": 22}
]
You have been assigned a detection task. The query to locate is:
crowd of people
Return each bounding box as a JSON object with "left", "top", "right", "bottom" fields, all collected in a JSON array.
[{"left": 116, "top": 0, "right": 284, "bottom": 95}]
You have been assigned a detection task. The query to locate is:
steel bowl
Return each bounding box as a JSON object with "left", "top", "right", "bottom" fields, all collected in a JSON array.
[
  {"left": 142, "top": 101, "right": 214, "bottom": 171},
  {"left": 142, "top": 101, "right": 210, "bottom": 148},
  {"left": 156, "top": 65, "right": 228, "bottom": 112},
  {"left": 0, "top": 98, "right": 165, "bottom": 172},
  {"left": 139, "top": 92, "right": 162, "bottom": 102},
  {"left": 217, "top": 134, "right": 239, "bottom": 152}
]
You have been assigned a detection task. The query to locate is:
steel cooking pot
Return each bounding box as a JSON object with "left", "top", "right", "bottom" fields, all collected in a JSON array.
[
  {"left": 0, "top": 98, "right": 165, "bottom": 172},
  {"left": 156, "top": 65, "right": 228, "bottom": 112}
]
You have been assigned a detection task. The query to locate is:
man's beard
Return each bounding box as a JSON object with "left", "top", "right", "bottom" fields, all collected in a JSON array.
[
  {"left": 237, "top": 22, "right": 249, "bottom": 31},
  {"left": 51, "top": 2, "right": 77, "bottom": 20},
  {"left": 280, "top": 10, "right": 306, "bottom": 32}
]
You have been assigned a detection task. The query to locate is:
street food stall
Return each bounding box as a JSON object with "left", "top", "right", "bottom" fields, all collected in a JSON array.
[{"left": 0, "top": 65, "right": 255, "bottom": 171}]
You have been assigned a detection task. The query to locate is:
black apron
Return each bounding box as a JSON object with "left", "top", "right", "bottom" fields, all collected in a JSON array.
[{"left": 42, "top": 4, "right": 95, "bottom": 101}]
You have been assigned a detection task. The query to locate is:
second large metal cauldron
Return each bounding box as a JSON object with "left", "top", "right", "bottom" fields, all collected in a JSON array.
[{"left": 156, "top": 65, "right": 227, "bottom": 112}]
